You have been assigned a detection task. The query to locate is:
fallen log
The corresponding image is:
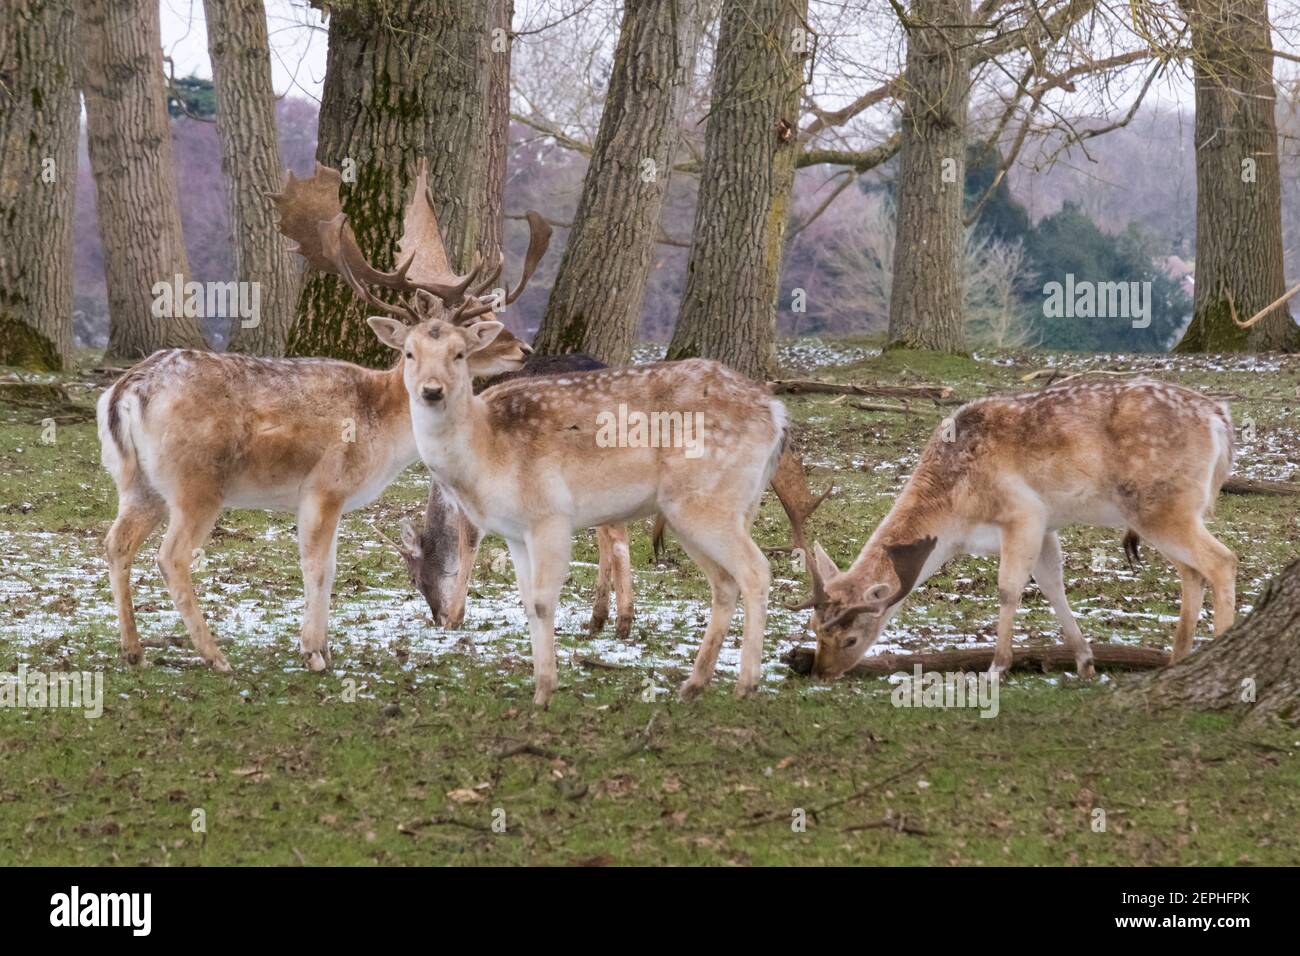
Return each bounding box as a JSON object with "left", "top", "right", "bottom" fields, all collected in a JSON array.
[
  {"left": 769, "top": 379, "right": 953, "bottom": 401},
  {"left": 782, "top": 643, "right": 1169, "bottom": 676},
  {"left": 1221, "top": 477, "right": 1300, "bottom": 496}
]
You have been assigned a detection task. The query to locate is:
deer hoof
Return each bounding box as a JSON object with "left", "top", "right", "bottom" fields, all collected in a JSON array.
[
  {"left": 678, "top": 678, "right": 706, "bottom": 702},
  {"left": 123, "top": 648, "right": 144, "bottom": 667},
  {"left": 1077, "top": 659, "right": 1096, "bottom": 681},
  {"left": 615, "top": 616, "right": 633, "bottom": 642},
  {"left": 209, "top": 655, "right": 233, "bottom": 674},
  {"left": 586, "top": 613, "right": 608, "bottom": 637},
  {"left": 734, "top": 680, "right": 759, "bottom": 700},
  {"left": 304, "top": 651, "right": 327, "bottom": 673}
]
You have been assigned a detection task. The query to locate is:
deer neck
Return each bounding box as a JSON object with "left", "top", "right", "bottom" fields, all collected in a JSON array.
[
  {"left": 410, "top": 387, "right": 489, "bottom": 492},
  {"left": 849, "top": 476, "right": 959, "bottom": 595}
]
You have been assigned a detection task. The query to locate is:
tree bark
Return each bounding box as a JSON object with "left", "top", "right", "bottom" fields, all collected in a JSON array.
[
  {"left": 1119, "top": 558, "right": 1300, "bottom": 725},
  {"left": 81, "top": 0, "right": 208, "bottom": 361},
  {"left": 286, "top": 0, "right": 488, "bottom": 367},
  {"left": 1173, "top": 0, "right": 1299, "bottom": 352},
  {"left": 665, "top": 0, "right": 807, "bottom": 381},
  {"left": 886, "top": 0, "right": 970, "bottom": 353},
  {"left": 476, "top": 0, "right": 513, "bottom": 265},
  {"left": 532, "top": 0, "right": 702, "bottom": 365},
  {"left": 204, "top": 0, "right": 302, "bottom": 355},
  {"left": 0, "top": 0, "right": 79, "bottom": 370}
]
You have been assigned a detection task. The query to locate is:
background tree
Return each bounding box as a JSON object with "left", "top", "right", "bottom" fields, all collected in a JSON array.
[
  {"left": 287, "top": 0, "right": 489, "bottom": 367},
  {"left": 81, "top": 0, "right": 207, "bottom": 361},
  {"left": 477, "top": 0, "right": 514, "bottom": 265},
  {"left": 886, "top": 0, "right": 971, "bottom": 353},
  {"left": 203, "top": 0, "right": 302, "bottom": 355},
  {"left": 1171, "top": 0, "right": 1298, "bottom": 352},
  {"left": 666, "top": 0, "right": 808, "bottom": 380},
  {"left": 532, "top": 0, "right": 703, "bottom": 365},
  {"left": 0, "top": 0, "right": 79, "bottom": 369}
]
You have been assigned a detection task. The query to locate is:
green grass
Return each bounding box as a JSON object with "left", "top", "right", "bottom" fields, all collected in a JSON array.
[{"left": 1, "top": 342, "right": 1298, "bottom": 865}]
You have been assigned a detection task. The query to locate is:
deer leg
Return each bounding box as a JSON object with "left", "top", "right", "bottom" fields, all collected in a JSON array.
[
  {"left": 106, "top": 494, "right": 164, "bottom": 665},
  {"left": 1031, "top": 531, "right": 1095, "bottom": 679},
  {"left": 156, "top": 495, "right": 227, "bottom": 672},
  {"left": 609, "top": 524, "right": 634, "bottom": 641},
  {"left": 1191, "top": 525, "right": 1236, "bottom": 638},
  {"left": 1138, "top": 517, "right": 1236, "bottom": 654},
  {"left": 297, "top": 494, "right": 343, "bottom": 672},
  {"left": 991, "top": 519, "right": 1045, "bottom": 676},
  {"left": 519, "top": 521, "right": 572, "bottom": 708},
  {"left": 671, "top": 515, "right": 770, "bottom": 699},
  {"left": 588, "top": 526, "right": 614, "bottom": 637},
  {"left": 445, "top": 511, "right": 481, "bottom": 629},
  {"left": 1169, "top": 559, "right": 1205, "bottom": 664},
  {"left": 669, "top": 540, "right": 739, "bottom": 701}
]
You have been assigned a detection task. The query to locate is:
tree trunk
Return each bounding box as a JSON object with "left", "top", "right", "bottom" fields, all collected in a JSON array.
[
  {"left": 287, "top": 0, "right": 488, "bottom": 367},
  {"left": 532, "top": 0, "right": 702, "bottom": 366},
  {"left": 665, "top": 0, "right": 807, "bottom": 381},
  {"left": 886, "top": 0, "right": 970, "bottom": 353},
  {"left": 476, "top": 0, "right": 513, "bottom": 265},
  {"left": 0, "top": 0, "right": 79, "bottom": 370},
  {"left": 204, "top": 0, "right": 302, "bottom": 355},
  {"left": 1119, "top": 558, "right": 1300, "bottom": 725},
  {"left": 80, "top": 0, "right": 208, "bottom": 361},
  {"left": 1173, "top": 0, "right": 1297, "bottom": 352}
]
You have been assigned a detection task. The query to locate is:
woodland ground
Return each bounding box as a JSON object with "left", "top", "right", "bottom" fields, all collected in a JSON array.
[{"left": 1, "top": 339, "right": 1298, "bottom": 865}]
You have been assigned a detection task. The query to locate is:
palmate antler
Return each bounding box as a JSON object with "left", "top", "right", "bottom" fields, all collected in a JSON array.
[{"left": 270, "top": 160, "right": 552, "bottom": 327}]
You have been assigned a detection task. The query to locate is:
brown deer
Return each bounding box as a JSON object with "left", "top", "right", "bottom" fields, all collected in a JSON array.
[
  {"left": 791, "top": 379, "right": 1237, "bottom": 680},
  {"left": 96, "top": 162, "right": 543, "bottom": 672},
  {"left": 366, "top": 310, "right": 789, "bottom": 707}
]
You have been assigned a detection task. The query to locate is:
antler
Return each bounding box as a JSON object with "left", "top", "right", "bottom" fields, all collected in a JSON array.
[{"left": 271, "top": 161, "right": 486, "bottom": 309}]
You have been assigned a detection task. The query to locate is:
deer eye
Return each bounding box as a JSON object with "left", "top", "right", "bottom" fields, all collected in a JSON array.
[
  {"left": 455, "top": 351, "right": 466, "bottom": 361},
  {"left": 404, "top": 351, "right": 413, "bottom": 360},
  {"left": 844, "top": 637, "right": 859, "bottom": 648}
]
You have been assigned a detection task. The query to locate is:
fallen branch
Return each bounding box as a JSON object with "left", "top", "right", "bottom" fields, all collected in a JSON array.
[
  {"left": 850, "top": 400, "right": 925, "bottom": 415},
  {"left": 782, "top": 643, "right": 1170, "bottom": 676},
  {"left": 1221, "top": 477, "right": 1300, "bottom": 496},
  {"left": 769, "top": 379, "right": 953, "bottom": 401}
]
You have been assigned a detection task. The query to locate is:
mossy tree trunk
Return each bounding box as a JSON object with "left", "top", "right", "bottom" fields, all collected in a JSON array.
[
  {"left": 665, "top": 0, "right": 807, "bottom": 381},
  {"left": 885, "top": 0, "right": 970, "bottom": 354},
  {"left": 204, "top": 0, "right": 302, "bottom": 355},
  {"left": 81, "top": 0, "right": 208, "bottom": 361},
  {"left": 0, "top": 0, "right": 79, "bottom": 370},
  {"left": 532, "top": 0, "right": 702, "bottom": 366},
  {"left": 1119, "top": 558, "right": 1300, "bottom": 725},
  {"left": 1172, "top": 0, "right": 1298, "bottom": 352},
  {"left": 287, "top": 0, "right": 488, "bottom": 367}
]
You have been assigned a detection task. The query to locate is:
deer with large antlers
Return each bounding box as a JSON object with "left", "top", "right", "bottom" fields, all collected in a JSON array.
[
  {"left": 366, "top": 307, "right": 790, "bottom": 706},
  {"left": 96, "top": 161, "right": 546, "bottom": 671},
  {"left": 792, "top": 379, "right": 1237, "bottom": 681}
]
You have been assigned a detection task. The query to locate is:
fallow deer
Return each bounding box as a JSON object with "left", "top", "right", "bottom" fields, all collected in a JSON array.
[
  {"left": 791, "top": 378, "right": 1237, "bottom": 680},
  {"left": 366, "top": 313, "right": 789, "bottom": 707},
  {"left": 96, "top": 161, "right": 545, "bottom": 671}
]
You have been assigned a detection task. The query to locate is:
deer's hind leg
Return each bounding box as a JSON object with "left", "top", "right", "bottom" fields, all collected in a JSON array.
[
  {"left": 1133, "top": 512, "right": 1235, "bottom": 662},
  {"left": 106, "top": 492, "right": 165, "bottom": 665},
  {"left": 588, "top": 526, "right": 615, "bottom": 637},
  {"left": 156, "top": 492, "right": 228, "bottom": 672}
]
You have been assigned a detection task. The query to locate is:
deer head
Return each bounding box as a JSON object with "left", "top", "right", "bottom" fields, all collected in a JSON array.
[{"left": 271, "top": 160, "right": 551, "bottom": 376}]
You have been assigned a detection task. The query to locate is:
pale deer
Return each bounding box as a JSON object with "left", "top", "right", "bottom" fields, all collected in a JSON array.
[
  {"left": 96, "top": 161, "right": 544, "bottom": 671},
  {"left": 791, "top": 378, "right": 1237, "bottom": 680},
  {"left": 366, "top": 313, "right": 789, "bottom": 707}
]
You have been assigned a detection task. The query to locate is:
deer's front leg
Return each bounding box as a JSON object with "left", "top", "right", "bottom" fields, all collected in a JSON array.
[
  {"left": 519, "top": 521, "right": 573, "bottom": 708},
  {"left": 298, "top": 493, "right": 343, "bottom": 672},
  {"left": 991, "top": 519, "right": 1044, "bottom": 676}
]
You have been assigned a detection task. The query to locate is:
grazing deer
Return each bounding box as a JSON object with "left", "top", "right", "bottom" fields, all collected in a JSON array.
[
  {"left": 366, "top": 310, "right": 788, "bottom": 707},
  {"left": 791, "top": 378, "right": 1237, "bottom": 680},
  {"left": 96, "top": 161, "right": 543, "bottom": 671}
]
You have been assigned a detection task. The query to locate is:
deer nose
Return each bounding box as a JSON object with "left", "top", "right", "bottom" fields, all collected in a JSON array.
[{"left": 420, "top": 384, "right": 444, "bottom": 403}]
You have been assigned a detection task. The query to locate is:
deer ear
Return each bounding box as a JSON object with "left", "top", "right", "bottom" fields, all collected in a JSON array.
[
  {"left": 464, "top": 320, "right": 504, "bottom": 353},
  {"left": 811, "top": 541, "right": 840, "bottom": 582},
  {"left": 368, "top": 316, "right": 410, "bottom": 351},
  {"left": 398, "top": 518, "right": 422, "bottom": 557},
  {"left": 884, "top": 536, "right": 937, "bottom": 602}
]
